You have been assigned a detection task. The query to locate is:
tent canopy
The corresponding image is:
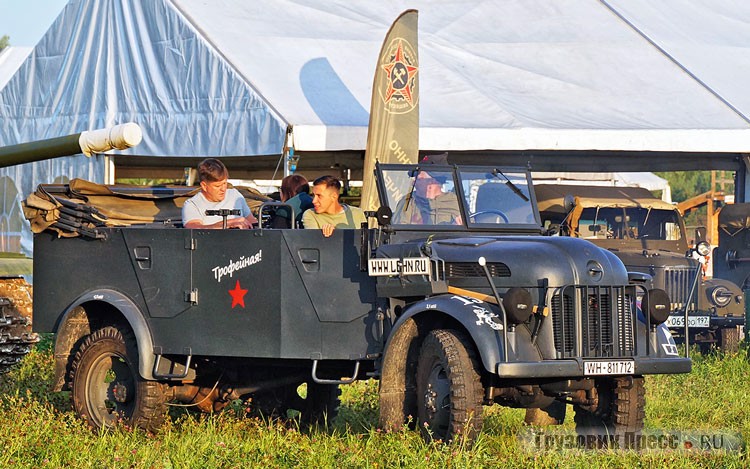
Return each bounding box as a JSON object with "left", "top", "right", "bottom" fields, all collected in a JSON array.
[{"left": 1, "top": 0, "right": 749, "bottom": 166}]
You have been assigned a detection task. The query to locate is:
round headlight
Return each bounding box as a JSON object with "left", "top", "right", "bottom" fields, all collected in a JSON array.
[
  {"left": 642, "top": 288, "right": 671, "bottom": 325},
  {"left": 695, "top": 241, "right": 711, "bottom": 257},
  {"left": 503, "top": 287, "right": 533, "bottom": 324},
  {"left": 710, "top": 286, "right": 733, "bottom": 308}
]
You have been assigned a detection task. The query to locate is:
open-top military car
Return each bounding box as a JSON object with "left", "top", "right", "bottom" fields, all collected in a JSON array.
[
  {"left": 535, "top": 184, "right": 744, "bottom": 352},
  {"left": 27, "top": 162, "right": 690, "bottom": 441}
]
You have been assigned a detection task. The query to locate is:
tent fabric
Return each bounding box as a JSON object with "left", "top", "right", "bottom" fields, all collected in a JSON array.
[
  {"left": 0, "top": 47, "right": 32, "bottom": 90},
  {"left": 533, "top": 172, "right": 669, "bottom": 192},
  {"left": 2, "top": 0, "right": 750, "bottom": 158}
]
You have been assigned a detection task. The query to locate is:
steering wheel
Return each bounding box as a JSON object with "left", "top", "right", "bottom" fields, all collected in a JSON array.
[{"left": 469, "top": 209, "right": 509, "bottom": 223}]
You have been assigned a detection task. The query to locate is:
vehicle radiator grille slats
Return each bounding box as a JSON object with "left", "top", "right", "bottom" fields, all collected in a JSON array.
[
  {"left": 551, "top": 286, "right": 637, "bottom": 359},
  {"left": 664, "top": 266, "right": 697, "bottom": 312},
  {"left": 445, "top": 262, "right": 511, "bottom": 278}
]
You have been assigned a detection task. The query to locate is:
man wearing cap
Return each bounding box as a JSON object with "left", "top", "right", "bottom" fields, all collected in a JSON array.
[{"left": 394, "top": 170, "right": 462, "bottom": 225}]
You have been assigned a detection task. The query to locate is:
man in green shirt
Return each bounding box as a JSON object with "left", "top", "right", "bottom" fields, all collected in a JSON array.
[{"left": 303, "top": 175, "right": 366, "bottom": 237}]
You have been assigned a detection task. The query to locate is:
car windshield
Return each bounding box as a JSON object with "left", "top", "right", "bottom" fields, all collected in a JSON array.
[
  {"left": 578, "top": 207, "right": 682, "bottom": 240},
  {"left": 379, "top": 165, "right": 538, "bottom": 228}
]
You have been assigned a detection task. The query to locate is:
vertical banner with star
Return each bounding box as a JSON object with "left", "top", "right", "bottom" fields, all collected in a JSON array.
[{"left": 360, "top": 9, "right": 419, "bottom": 212}]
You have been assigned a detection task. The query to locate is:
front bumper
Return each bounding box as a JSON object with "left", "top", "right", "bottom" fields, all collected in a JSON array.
[{"left": 495, "top": 357, "right": 691, "bottom": 378}]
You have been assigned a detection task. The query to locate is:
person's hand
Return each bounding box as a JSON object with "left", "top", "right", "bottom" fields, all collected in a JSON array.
[
  {"left": 321, "top": 224, "right": 335, "bottom": 237},
  {"left": 228, "top": 217, "right": 252, "bottom": 229}
]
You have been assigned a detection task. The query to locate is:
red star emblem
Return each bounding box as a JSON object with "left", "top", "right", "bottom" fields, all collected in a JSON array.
[
  {"left": 381, "top": 39, "right": 418, "bottom": 106},
  {"left": 228, "top": 280, "right": 248, "bottom": 309}
]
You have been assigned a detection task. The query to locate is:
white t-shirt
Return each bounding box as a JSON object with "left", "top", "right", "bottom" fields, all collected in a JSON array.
[{"left": 182, "top": 188, "right": 251, "bottom": 226}]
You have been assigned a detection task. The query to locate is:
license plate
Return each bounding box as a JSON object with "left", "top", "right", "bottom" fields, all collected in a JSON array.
[
  {"left": 368, "top": 257, "right": 431, "bottom": 277},
  {"left": 666, "top": 315, "right": 710, "bottom": 328},
  {"left": 583, "top": 360, "right": 634, "bottom": 376}
]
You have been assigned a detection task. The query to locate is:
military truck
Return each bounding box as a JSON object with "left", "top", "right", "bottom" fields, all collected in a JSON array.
[
  {"left": 714, "top": 203, "right": 750, "bottom": 330},
  {"left": 0, "top": 123, "right": 143, "bottom": 373},
  {"left": 535, "top": 184, "right": 744, "bottom": 352},
  {"left": 26, "top": 161, "right": 690, "bottom": 442}
]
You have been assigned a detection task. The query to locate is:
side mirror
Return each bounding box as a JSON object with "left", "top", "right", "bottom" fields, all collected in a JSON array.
[
  {"left": 563, "top": 194, "right": 575, "bottom": 213},
  {"left": 694, "top": 226, "right": 707, "bottom": 243}
]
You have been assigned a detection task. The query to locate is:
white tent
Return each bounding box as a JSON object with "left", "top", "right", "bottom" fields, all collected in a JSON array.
[
  {"left": 1, "top": 0, "right": 750, "bottom": 256},
  {"left": 0, "top": 46, "right": 32, "bottom": 89},
  {"left": 2, "top": 0, "right": 750, "bottom": 160}
]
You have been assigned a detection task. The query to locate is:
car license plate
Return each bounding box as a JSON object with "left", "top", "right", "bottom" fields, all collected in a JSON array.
[
  {"left": 583, "top": 360, "right": 634, "bottom": 376},
  {"left": 666, "top": 315, "right": 710, "bottom": 328},
  {"left": 368, "top": 257, "right": 431, "bottom": 276}
]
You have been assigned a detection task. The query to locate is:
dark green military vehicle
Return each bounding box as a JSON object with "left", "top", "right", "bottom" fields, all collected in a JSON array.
[
  {"left": 28, "top": 162, "right": 690, "bottom": 441},
  {"left": 535, "top": 184, "right": 744, "bottom": 353}
]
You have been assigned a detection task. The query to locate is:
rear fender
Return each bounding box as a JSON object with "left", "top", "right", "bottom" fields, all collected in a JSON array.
[{"left": 53, "top": 289, "right": 156, "bottom": 389}]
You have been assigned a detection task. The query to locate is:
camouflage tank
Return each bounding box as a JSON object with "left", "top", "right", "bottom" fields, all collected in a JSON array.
[{"left": 0, "top": 123, "right": 142, "bottom": 373}]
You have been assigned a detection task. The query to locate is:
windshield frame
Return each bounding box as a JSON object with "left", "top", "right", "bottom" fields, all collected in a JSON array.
[{"left": 376, "top": 163, "right": 542, "bottom": 232}]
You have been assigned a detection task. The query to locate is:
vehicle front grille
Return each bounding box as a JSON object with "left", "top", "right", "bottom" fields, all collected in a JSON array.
[
  {"left": 446, "top": 262, "right": 511, "bottom": 278},
  {"left": 550, "top": 285, "right": 637, "bottom": 358},
  {"left": 664, "top": 266, "right": 698, "bottom": 312}
]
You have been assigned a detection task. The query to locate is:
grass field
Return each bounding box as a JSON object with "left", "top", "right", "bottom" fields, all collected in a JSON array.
[{"left": 0, "top": 337, "right": 747, "bottom": 468}]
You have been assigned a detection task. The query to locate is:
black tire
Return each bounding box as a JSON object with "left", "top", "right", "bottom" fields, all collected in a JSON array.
[
  {"left": 574, "top": 376, "right": 645, "bottom": 439},
  {"left": 71, "top": 326, "right": 167, "bottom": 432},
  {"left": 416, "top": 329, "right": 484, "bottom": 443},
  {"left": 719, "top": 327, "right": 741, "bottom": 353},
  {"left": 525, "top": 400, "right": 567, "bottom": 426}
]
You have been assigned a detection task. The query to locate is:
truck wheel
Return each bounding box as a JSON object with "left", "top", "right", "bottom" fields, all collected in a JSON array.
[
  {"left": 719, "top": 327, "right": 741, "bottom": 353},
  {"left": 71, "top": 326, "right": 167, "bottom": 432},
  {"left": 416, "top": 329, "right": 484, "bottom": 443},
  {"left": 574, "top": 376, "right": 645, "bottom": 439}
]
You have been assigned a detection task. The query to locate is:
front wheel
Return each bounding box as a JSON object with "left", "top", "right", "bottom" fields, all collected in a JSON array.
[
  {"left": 574, "top": 376, "right": 645, "bottom": 438},
  {"left": 416, "top": 329, "right": 484, "bottom": 443},
  {"left": 71, "top": 326, "right": 167, "bottom": 432}
]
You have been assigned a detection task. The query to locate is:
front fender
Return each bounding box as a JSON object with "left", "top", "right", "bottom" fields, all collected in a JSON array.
[
  {"left": 54, "top": 289, "right": 156, "bottom": 385},
  {"left": 388, "top": 294, "right": 511, "bottom": 374}
]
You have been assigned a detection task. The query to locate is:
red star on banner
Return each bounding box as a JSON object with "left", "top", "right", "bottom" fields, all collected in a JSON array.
[
  {"left": 381, "top": 39, "right": 418, "bottom": 105},
  {"left": 228, "top": 280, "right": 248, "bottom": 308}
]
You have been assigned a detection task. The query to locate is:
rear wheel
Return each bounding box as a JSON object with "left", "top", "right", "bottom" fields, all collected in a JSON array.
[
  {"left": 574, "top": 376, "right": 645, "bottom": 440},
  {"left": 416, "top": 329, "right": 484, "bottom": 443},
  {"left": 71, "top": 326, "right": 167, "bottom": 432}
]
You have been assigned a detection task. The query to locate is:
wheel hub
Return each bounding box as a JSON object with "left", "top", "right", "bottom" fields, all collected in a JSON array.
[
  {"left": 424, "top": 383, "right": 438, "bottom": 416},
  {"left": 112, "top": 383, "right": 130, "bottom": 403}
]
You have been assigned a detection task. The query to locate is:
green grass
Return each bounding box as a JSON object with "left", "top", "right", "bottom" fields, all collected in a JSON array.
[{"left": 0, "top": 338, "right": 747, "bottom": 468}]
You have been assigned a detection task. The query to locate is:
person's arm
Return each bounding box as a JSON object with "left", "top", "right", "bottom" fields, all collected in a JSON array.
[{"left": 183, "top": 217, "right": 254, "bottom": 229}]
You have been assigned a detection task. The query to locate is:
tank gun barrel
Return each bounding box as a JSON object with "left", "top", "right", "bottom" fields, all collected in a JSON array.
[{"left": 0, "top": 123, "right": 142, "bottom": 168}]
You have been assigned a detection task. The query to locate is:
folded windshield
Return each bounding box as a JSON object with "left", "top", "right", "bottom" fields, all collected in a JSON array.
[{"left": 380, "top": 165, "right": 538, "bottom": 228}]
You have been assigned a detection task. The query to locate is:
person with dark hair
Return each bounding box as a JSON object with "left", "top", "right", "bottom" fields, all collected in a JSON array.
[
  {"left": 303, "top": 175, "right": 366, "bottom": 237},
  {"left": 182, "top": 158, "right": 257, "bottom": 229},
  {"left": 270, "top": 174, "right": 313, "bottom": 228}
]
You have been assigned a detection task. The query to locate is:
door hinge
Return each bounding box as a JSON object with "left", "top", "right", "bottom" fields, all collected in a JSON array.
[{"left": 184, "top": 289, "right": 198, "bottom": 304}]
